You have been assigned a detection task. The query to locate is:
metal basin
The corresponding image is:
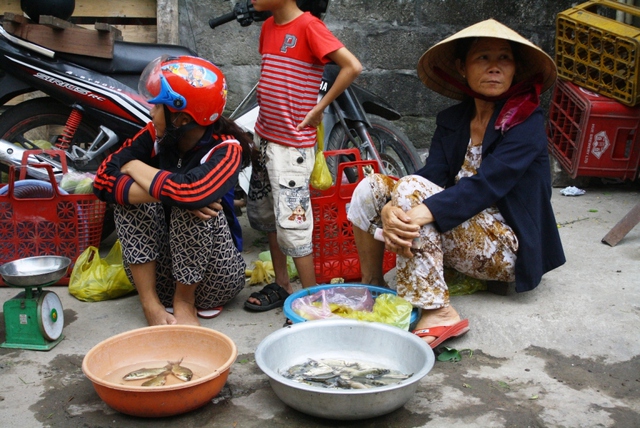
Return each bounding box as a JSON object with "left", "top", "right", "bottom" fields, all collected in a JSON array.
[
  {"left": 0, "top": 256, "right": 71, "bottom": 286},
  {"left": 255, "top": 319, "right": 434, "bottom": 420}
]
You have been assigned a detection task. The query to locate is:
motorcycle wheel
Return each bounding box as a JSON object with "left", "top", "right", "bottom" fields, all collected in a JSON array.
[
  {"left": 0, "top": 97, "right": 116, "bottom": 240},
  {"left": 326, "top": 114, "right": 422, "bottom": 181}
]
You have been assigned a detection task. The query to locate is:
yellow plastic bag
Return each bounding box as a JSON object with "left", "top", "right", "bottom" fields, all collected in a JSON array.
[
  {"left": 245, "top": 251, "right": 299, "bottom": 285},
  {"left": 245, "top": 260, "right": 275, "bottom": 285},
  {"left": 310, "top": 123, "right": 332, "bottom": 190},
  {"left": 69, "top": 240, "right": 135, "bottom": 302}
]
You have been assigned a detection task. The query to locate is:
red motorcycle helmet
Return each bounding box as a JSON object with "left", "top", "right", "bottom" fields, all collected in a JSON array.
[{"left": 139, "top": 55, "right": 228, "bottom": 126}]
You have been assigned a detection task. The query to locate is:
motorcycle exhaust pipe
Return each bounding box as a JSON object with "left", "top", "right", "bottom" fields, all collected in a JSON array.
[{"left": 0, "top": 139, "right": 68, "bottom": 181}]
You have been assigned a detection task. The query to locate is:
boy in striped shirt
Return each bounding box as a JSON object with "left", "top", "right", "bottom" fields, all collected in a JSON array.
[{"left": 245, "top": 0, "right": 362, "bottom": 312}]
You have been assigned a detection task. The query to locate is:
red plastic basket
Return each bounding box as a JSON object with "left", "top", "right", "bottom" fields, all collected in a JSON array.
[
  {"left": 0, "top": 161, "right": 106, "bottom": 286},
  {"left": 547, "top": 79, "right": 640, "bottom": 180},
  {"left": 311, "top": 149, "right": 396, "bottom": 284}
]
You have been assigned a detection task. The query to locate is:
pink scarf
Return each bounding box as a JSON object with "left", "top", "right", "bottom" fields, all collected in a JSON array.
[{"left": 434, "top": 67, "right": 543, "bottom": 133}]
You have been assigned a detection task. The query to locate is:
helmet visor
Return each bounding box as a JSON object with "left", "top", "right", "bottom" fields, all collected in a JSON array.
[{"left": 138, "top": 56, "right": 187, "bottom": 110}]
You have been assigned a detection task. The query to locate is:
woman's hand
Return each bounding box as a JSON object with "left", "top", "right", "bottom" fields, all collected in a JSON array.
[
  {"left": 381, "top": 202, "right": 420, "bottom": 258},
  {"left": 119, "top": 160, "right": 161, "bottom": 204},
  {"left": 406, "top": 203, "right": 434, "bottom": 227},
  {"left": 121, "top": 160, "right": 157, "bottom": 190},
  {"left": 189, "top": 200, "right": 223, "bottom": 220}
]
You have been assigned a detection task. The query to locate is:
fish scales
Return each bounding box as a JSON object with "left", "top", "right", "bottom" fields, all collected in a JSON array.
[
  {"left": 168, "top": 358, "right": 193, "bottom": 382},
  {"left": 141, "top": 370, "right": 171, "bottom": 387},
  {"left": 123, "top": 366, "right": 170, "bottom": 381},
  {"left": 281, "top": 358, "right": 413, "bottom": 390}
]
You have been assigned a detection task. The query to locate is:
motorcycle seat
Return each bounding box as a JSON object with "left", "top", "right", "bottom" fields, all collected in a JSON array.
[{"left": 57, "top": 40, "right": 197, "bottom": 75}]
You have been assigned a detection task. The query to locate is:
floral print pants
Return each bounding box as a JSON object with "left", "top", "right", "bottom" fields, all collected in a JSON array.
[{"left": 348, "top": 174, "right": 518, "bottom": 310}]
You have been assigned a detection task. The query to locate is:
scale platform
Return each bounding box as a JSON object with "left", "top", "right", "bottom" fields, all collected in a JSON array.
[{"left": 1, "top": 256, "right": 69, "bottom": 351}]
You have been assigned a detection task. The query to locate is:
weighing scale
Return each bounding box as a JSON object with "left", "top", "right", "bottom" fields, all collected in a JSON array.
[{"left": 1, "top": 256, "right": 69, "bottom": 351}]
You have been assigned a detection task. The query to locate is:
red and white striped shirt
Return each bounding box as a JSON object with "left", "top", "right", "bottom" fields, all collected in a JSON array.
[{"left": 255, "top": 12, "right": 343, "bottom": 148}]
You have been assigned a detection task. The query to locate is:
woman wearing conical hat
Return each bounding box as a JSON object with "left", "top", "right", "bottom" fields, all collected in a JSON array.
[{"left": 347, "top": 19, "right": 566, "bottom": 348}]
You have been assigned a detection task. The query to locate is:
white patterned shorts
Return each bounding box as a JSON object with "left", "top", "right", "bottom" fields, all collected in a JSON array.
[
  {"left": 348, "top": 174, "right": 518, "bottom": 309},
  {"left": 246, "top": 139, "right": 315, "bottom": 257}
]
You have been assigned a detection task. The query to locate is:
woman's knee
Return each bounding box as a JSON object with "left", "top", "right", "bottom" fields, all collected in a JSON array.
[{"left": 393, "top": 175, "right": 441, "bottom": 202}]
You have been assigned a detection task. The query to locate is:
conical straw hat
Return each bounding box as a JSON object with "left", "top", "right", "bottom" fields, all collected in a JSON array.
[{"left": 417, "top": 19, "right": 557, "bottom": 100}]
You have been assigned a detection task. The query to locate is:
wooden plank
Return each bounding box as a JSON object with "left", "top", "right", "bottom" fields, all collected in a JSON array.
[
  {"left": 1, "top": 1, "right": 156, "bottom": 18},
  {"left": 1, "top": 1, "right": 158, "bottom": 45},
  {"left": 38, "top": 15, "right": 78, "bottom": 29},
  {"left": 78, "top": 24, "right": 156, "bottom": 43},
  {"left": 8, "top": 23, "right": 116, "bottom": 58},
  {"left": 2, "top": 12, "right": 31, "bottom": 37},
  {"left": 119, "top": 25, "right": 156, "bottom": 43},
  {"left": 3, "top": 11, "right": 29, "bottom": 25},
  {"left": 73, "top": 0, "right": 156, "bottom": 18},
  {"left": 0, "top": 1, "right": 22, "bottom": 15},
  {"left": 156, "top": 0, "right": 178, "bottom": 44},
  {"left": 601, "top": 202, "right": 640, "bottom": 246},
  {"left": 94, "top": 22, "right": 123, "bottom": 40},
  {"left": 3, "top": 18, "right": 33, "bottom": 38}
]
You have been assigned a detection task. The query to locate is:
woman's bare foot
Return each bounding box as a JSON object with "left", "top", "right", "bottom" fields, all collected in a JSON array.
[
  {"left": 172, "top": 283, "right": 200, "bottom": 325},
  {"left": 173, "top": 300, "right": 200, "bottom": 326},
  {"left": 142, "top": 301, "right": 177, "bottom": 326},
  {"left": 413, "top": 306, "right": 462, "bottom": 346}
]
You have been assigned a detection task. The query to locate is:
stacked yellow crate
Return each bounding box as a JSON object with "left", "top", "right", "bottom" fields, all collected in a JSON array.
[{"left": 548, "top": 0, "right": 640, "bottom": 180}]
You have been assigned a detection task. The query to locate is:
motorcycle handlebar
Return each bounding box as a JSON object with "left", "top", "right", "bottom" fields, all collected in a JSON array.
[
  {"left": 209, "top": 1, "right": 271, "bottom": 29},
  {"left": 209, "top": 11, "right": 236, "bottom": 29}
]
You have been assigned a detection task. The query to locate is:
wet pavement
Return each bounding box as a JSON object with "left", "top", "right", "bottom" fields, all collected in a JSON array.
[{"left": 0, "top": 181, "right": 639, "bottom": 427}]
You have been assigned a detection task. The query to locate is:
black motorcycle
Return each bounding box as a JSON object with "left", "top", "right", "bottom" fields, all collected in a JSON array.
[{"left": 0, "top": 0, "right": 421, "bottom": 236}]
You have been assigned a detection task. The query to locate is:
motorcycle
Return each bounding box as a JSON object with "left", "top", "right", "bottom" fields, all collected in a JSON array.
[
  {"left": 0, "top": 28, "right": 186, "bottom": 177},
  {"left": 0, "top": 0, "right": 421, "bottom": 237}
]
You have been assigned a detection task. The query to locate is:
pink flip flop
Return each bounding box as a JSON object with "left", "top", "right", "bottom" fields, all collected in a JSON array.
[
  {"left": 165, "top": 306, "right": 223, "bottom": 319},
  {"left": 412, "top": 319, "right": 470, "bottom": 349}
]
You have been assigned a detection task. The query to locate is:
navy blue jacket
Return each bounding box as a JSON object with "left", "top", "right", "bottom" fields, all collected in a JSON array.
[{"left": 415, "top": 99, "right": 565, "bottom": 292}]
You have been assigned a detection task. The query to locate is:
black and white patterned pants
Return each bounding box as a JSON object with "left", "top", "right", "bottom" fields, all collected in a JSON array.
[{"left": 114, "top": 203, "right": 246, "bottom": 309}]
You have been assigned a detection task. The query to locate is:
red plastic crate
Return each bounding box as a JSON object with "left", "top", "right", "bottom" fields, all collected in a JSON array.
[
  {"left": 311, "top": 150, "right": 395, "bottom": 284},
  {"left": 547, "top": 79, "right": 640, "bottom": 180},
  {"left": 0, "top": 163, "right": 105, "bottom": 285}
]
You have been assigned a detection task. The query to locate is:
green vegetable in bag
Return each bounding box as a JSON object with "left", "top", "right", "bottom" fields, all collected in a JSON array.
[
  {"left": 60, "top": 171, "right": 95, "bottom": 194},
  {"left": 444, "top": 267, "right": 487, "bottom": 295},
  {"left": 259, "top": 250, "right": 298, "bottom": 280},
  {"left": 69, "top": 240, "right": 135, "bottom": 302},
  {"left": 339, "top": 293, "right": 413, "bottom": 330}
]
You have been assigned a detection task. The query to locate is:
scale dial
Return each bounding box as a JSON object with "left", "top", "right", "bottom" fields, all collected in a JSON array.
[{"left": 37, "top": 290, "right": 64, "bottom": 341}]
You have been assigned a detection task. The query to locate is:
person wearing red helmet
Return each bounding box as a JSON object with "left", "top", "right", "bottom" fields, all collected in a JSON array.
[{"left": 94, "top": 55, "right": 253, "bottom": 326}]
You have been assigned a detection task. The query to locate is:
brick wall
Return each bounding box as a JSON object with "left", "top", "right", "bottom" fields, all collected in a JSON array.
[{"left": 181, "top": 0, "right": 576, "bottom": 151}]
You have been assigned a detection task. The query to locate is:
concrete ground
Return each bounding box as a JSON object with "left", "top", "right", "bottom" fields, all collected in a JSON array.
[{"left": 0, "top": 181, "right": 639, "bottom": 427}]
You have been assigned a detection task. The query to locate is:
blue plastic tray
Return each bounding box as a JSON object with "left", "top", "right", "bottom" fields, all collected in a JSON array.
[{"left": 283, "top": 283, "right": 420, "bottom": 329}]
